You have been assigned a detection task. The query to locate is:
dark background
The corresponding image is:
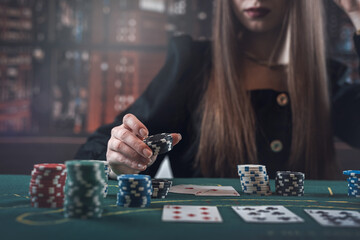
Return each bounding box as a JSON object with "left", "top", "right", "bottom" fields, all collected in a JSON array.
[{"left": 0, "top": 0, "right": 359, "bottom": 175}]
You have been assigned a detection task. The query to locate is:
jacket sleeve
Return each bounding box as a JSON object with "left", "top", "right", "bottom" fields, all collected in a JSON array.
[
  {"left": 331, "top": 34, "right": 360, "bottom": 149},
  {"left": 74, "top": 35, "right": 195, "bottom": 175}
]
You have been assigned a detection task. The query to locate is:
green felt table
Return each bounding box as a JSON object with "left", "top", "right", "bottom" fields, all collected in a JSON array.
[{"left": 1, "top": 175, "right": 360, "bottom": 240}]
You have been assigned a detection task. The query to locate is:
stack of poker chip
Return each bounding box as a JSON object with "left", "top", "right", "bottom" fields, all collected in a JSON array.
[
  {"left": 237, "top": 164, "right": 271, "bottom": 196},
  {"left": 64, "top": 160, "right": 106, "bottom": 219},
  {"left": 151, "top": 179, "right": 172, "bottom": 199},
  {"left": 143, "top": 133, "right": 173, "bottom": 156},
  {"left": 117, "top": 174, "right": 152, "bottom": 207},
  {"left": 343, "top": 170, "right": 360, "bottom": 197},
  {"left": 275, "top": 171, "right": 305, "bottom": 196},
  {"left": 29, "top": 163, "right": 66, "bottom": 208}
]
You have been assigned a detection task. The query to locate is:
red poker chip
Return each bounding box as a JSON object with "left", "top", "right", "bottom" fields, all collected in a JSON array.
[
  {"left": 30, "top": 181, "right": 66, "bottom": 187},
  {"left": 29, "top": 193, "right": 64, "bottom": 198},
  {"left": 31, "top": 203, "right": 64, "bottom": 208},
  {"left": 29, "top": 184, "right": 65, "bottom": 189},
  {"left": 29, "top": 188, "right": 64, "bottom": 193},
  {"left": 31, "top": 172, "right": 66, "bottom": 179},
  {"left": 30, "top": 179, "right": 66, "bottom": 185},
  {"left": 31, "top": 171, "right": 66, "bottom": 177},
  {"left": 32, "top": 167, "right": 66, "bottom": 173},
  {"left": 29, "top": 187, "right": 64, "bottom": 193},
  {"left": 30, "top": 177, "right": 65, "bottom": 182},
  {"left": 31, "top": 168, "right": 66, "bottom": 174},
  {"left": 29, "top": 182, "right": 65, "bottom": 188},
  {"left": 31, "top": 202, "right": 64, "bottom": 208},
  {"left": 31, "top": 201, "right": 63, "bottom": 205},
  {"left": 29, "top": 187, "right": 64, "bottom": 192},
  {"left": 30, "top": 197, "right": 64, "bottom": 203},
  {"left": 32, "top": 175, "right": 66, "bottom": 179},
  {"left": 30, "top": 174, "right": 66, "bottom": 179},
  {"left": 30, "top": 196, "right": 65, "bottom": 201},
  {"left": 29, "top": 191, "right": 64, "bottom": 197},
  {"left": 30, "top": 198, "right": 64, "bottom": 203},
  {"left": 30, "top": 194, "right": 64, "bottom": 199},
  {"left": 29, "top": 185, "right": 64, "bottom": 190},
  {"left": 33, "top": 163, "right": 66, "bottom": 171},
  {"left": 29, "top": 183, "right": 65, "bottom": 189},
  {"left": 31, "top": 173, "right": 66, "bottom": 179},
  {"left": 30, "top": 196, "right": 64, "bottom": 201},
  {"left": 30, "top": 182, "right": 66, "bottom": 187},
  {"left": 30, "top": 179, "right": 66, "bottom": 184},
  {"left": 30, "top": 178, "right": 66, "bottom": 183},
  {"left": 29, "top": 184, "right": 65, "bottom": 190},
  {"left": 30, "top": 193, "right": 64, "bottom": 198}
]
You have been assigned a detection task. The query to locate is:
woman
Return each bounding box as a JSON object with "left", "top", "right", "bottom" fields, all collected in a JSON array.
[{"left": 75, "top": 0, "right": 360, "bottom": 179}]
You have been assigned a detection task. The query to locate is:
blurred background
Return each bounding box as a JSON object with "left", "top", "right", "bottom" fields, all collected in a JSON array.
[{"left": 0, "top": 0, "right": 359, "bottom": 175}]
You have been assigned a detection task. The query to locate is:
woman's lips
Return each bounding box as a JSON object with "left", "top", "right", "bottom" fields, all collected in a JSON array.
[{"left": 244, "top": 7, "right": 271, "bottom": 18}]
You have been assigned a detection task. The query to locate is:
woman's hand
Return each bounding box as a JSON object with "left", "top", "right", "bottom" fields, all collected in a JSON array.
[
  {"left": 334, "top": 0, "right": 360, "bottom": 30},
  {"left": 106, "top": 113, "right": 182, "bottom": 176}
]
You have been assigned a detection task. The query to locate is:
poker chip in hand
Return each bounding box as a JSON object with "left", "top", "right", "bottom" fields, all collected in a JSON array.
[{"left": 143, "top": 133, "right": 173, "bottom": 156}]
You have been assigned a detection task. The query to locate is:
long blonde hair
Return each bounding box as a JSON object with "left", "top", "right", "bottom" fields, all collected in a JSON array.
[{"left": 196, "top": 0, "right": 337, "bottom": 179}]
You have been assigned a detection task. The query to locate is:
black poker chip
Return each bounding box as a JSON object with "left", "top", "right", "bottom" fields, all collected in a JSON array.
[
  {"left": 152, "top": 179, "right": 172, "bottom": 186},
  {"left": 143, "top": 133, "right": 173, "bottom": 155},
  {"left": 275, "top": 171, "right": 305, "bottom": 197},
  {"left": 151, "top": 178, "right": 172, "bottom": 199}
]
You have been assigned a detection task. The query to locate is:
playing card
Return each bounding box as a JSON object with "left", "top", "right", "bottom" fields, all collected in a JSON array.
[
  {"left": 168, "top": 184, "right": 200, "bottom": 194},
  {"left": 232, "top": 205, "right": 304, "bottom": 223},
  {"left": 169, "top": 184, "right": 240, "bottom": 196},
  {"left": 304, "top": 209, "right": 360, "bottom": 227},
  {"left": 195, "top": 186, "right": 240, "bottom": 196},
  {"left": 162, "top": 205, "right": 223, "bottom": 223}
]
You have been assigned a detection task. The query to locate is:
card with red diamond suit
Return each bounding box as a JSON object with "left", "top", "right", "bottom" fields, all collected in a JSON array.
[{"left": 162, "top": 205, "right": 223, "bottom": 223}]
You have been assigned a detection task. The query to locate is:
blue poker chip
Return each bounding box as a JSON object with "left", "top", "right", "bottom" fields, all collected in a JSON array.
[
  {"left": 117, "top": 174, "right": 151, "bottom": 180},
  {"left": 343, "top": 170, "right": 360, "bottom": 176},
  {"left": 347, "top": 178, "right": 360, "bottom": 184}
]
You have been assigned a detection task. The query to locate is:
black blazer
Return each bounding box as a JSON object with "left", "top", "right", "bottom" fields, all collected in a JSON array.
[{"left": 75, "top": 34, "right": 360, "bottom": 178}]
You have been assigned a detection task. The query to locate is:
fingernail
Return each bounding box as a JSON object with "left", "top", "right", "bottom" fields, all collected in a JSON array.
[
  {"left": 137, "top": 163, "right": 145, "bottom": 169},
  {"left": 143, "top": 148, "right": 153, "bottom": 158},
  {"left": 178, "top": 133, "right": 182, "bottom": 140},
  {"left": 140, "top": 128, "right": 148, "bottom": 138}
]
